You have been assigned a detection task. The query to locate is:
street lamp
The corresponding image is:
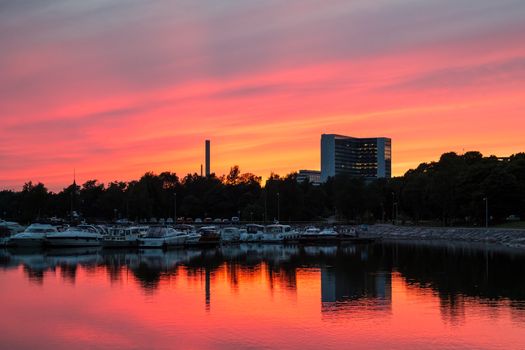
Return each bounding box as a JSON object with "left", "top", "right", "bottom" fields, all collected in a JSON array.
[
  {"left": 391, "top": 192, "right": 396, "bottom": 225},
  {"left": 264, "top": 189, "right": 268, "bottom": 224},
  {"left": 483, "top": 197, "right": 489, "bottom": 228},
  {"left": 174, "top": 192, "right": 177, "bottom": 222},
  {"left": 277, "top": 192, "right": 280, "bottom": 222}
]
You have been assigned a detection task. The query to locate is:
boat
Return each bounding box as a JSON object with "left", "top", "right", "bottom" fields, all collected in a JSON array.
[
  {"left": 0, "top": 226, "right": 10, "bottom": 246},
  {"left": 173, "top": 224, "right": 202, "bottom": 245},
  {"left": 220, "top": 227, "right": 241, "bottom": 242},
  {"left": 0, "top": 220, "right": 25, "bottom": 234},
  {"left": 240, "top": 224, "right": 265, "bottom": 242},
  {"left": 196, "top": 226, "right": 221, "bottom": 244},
  {"left": 299, "top": 227, "right": 339, "bottom": 244},
  {"left": 138, "top": 226, "right": 187, "bottom": 248},
  {"left": 7, "top": 224, "right": 59, "bottom": 247},
  {"left": 103, "top": 226, "right": 148, "bottom": 248},
  {"left": 262, "top": 224, "right": 301, "bottom": 243},
  {"left": 45, "top": 225, "right": 104, "bottom": 247}
]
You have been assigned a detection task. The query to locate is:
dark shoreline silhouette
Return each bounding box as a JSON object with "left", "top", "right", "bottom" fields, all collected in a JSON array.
[{"left": 1, "top": 151, "right": 524, "bottom": 226}]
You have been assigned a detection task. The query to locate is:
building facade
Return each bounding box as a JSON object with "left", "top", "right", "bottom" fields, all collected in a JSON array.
[
  {"left": 321, "top": 134, "right": 391, "bottom": 182},
  {"left": 297, "top": 170, "right": 322, "bottom": 185}
]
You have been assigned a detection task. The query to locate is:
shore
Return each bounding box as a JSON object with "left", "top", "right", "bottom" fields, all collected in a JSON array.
[{"left": 366, "top": 224, "right": 525, "bottom": 248}]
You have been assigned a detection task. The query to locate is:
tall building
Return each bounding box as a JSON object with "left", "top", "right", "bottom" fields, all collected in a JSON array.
[{"left": 321, "top": 134, "right": 391, "bottom": 182}]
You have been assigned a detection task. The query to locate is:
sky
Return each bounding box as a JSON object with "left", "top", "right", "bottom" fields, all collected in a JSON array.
[{"left": 1, "top": 0, "right": 525, "bottom": 191}]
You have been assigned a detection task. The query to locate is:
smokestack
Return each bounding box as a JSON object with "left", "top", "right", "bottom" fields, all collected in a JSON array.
[{"left": 205, "top": 140, "right": 210, "bottom": 176}]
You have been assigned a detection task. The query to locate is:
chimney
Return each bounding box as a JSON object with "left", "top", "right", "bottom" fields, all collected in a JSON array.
[{"left": 205, "top": 140, "right": 210, "bottom": 176}]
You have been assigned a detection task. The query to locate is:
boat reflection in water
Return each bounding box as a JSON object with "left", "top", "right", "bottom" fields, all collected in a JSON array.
[{"left": 1, "top": 242, "right": 525, "bottom": 349}]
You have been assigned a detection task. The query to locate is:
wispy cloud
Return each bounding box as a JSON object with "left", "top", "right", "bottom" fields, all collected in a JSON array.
[{"left": 1, "top": 0, "right": 525, "bottom": 190}]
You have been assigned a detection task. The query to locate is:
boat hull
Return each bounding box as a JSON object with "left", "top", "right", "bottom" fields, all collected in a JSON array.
[
  {"left": 7, "top": 238, "right": 45, "bottom": 247},
  {"left": 46, "top": 237, "right": 102, "bottom": 247},
  {"left": 102, "top": 239, "right": 139, "bottom": 248}
]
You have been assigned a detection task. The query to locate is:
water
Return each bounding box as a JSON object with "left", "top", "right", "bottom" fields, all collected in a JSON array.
[{"left": 1, "top": 242, "right": 524, "bottom": 349}]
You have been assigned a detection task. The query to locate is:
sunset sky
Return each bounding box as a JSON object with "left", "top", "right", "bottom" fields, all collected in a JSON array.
[{"left": 1, "top": 0, "right": 525, "bottom": 191}]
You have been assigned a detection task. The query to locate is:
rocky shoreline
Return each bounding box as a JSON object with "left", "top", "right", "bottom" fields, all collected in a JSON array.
[{"left": 365, "top": 224, "right": 525, "bottom": 248}]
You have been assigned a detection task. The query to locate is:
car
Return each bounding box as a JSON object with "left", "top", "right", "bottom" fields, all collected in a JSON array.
[
  {"left": 194, "top": 218, "right": 202, "bottom": 223},
  {"left": 185, "top": 218, "right": 194, "bottom": 224},
  {"left": 213, "top": 218, "right": 222, "bottom": 223},
  {"left": 222, "top": 219, "right": 230, "bottom": 223},
  {"left": 204, "top": 217, "right": 213, "bottom": 223},
  {"left": 231, "top": 216, "right": 240, "bottom": 223}
]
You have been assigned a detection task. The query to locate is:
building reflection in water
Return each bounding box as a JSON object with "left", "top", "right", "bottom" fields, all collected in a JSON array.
[{"left": 1, "top": 241, "right": 525, "bottom": 320}]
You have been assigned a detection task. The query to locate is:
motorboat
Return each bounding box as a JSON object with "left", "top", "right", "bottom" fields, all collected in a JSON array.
[
  {"left": 240, "top": 224, "right": 264, "bottom": 242},
  {"left": 299, "top": 226, "right": 339, "bottom": 244},
  {"left": 220, "top": 227, "right": 241, "bottom": 242},
  {"left": 195, "top": 226, "right": 221, "bottom": 244},
  {"left": 0, "top": 220, "right": 25, "bottom": 234},
  {"left": 7, "top": 224, "right": 59, "bottom": 247},
  {"left": 46, "top": 224, "right": 104, "bottom": 247},
  {"left": 173, "top": 224, "right": 201, "bottom": 245},
  {"left": 262, "top": 224, "right": 300, "bottom": 243},
  {"left": 138, "top": 226, "right": 187, "bottom": 248},
  {"left": 103, "top": 226, "right": 148, "bottom": 248}
]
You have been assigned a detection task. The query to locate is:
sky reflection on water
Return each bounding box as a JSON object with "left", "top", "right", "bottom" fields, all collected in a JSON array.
[{"left": 1, "top": 242, "right": 524, "bottom": 350}]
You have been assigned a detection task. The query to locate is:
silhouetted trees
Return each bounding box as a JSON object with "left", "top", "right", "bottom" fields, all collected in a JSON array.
[{"left": 1, "top": 152, "right": 524, "bottom": 225}]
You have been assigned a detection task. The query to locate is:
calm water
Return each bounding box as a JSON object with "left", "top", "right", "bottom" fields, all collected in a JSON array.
[{"left": 1, "top": 242, "right": 525, "bottom": 350}]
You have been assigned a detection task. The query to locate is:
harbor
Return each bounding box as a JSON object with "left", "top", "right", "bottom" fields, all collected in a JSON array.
[{"left": 1, "top": 220, "right": 376, "bottom": 249}]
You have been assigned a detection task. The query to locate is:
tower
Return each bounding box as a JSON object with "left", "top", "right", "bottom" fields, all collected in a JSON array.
[{"left": 205, "top": 140, "right": 210, "bottom": 176}]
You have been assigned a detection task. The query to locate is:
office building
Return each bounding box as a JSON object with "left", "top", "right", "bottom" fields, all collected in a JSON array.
[
  {"left": 297, "top": 170, "right": 322, "bottom": 185},
  {"left": 321, "top": 134, "right": 391, "bottom": 182}
]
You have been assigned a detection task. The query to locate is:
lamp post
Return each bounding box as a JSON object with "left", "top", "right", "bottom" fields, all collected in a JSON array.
[
  {"left": 277, "top": 192, "right": 280, "bottom": 222},
  {"left": 483, "top": 197, "right": 489, "bottom": 228},
  {"left": 174, "top": 192, "right": 177, "bottom": 222},
  {"left": 264, "top": 190, "right": 267, "bottom": 224},
  {"left": 391, "top": 192, "right": 396, "bottom": 225}
]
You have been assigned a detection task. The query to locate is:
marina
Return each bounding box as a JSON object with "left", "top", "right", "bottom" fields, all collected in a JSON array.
[{"left": 0, "top": 221, "right": 373, "bottom": 249}]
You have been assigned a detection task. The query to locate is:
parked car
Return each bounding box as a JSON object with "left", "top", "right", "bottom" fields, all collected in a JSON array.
[{"left": 231, "top": 217, "right": 240, "bottom": 223}]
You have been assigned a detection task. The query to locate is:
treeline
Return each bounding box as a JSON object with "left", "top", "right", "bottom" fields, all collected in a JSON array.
[{"left": 0, "top": 151, "right": 524, "bottom": 225}]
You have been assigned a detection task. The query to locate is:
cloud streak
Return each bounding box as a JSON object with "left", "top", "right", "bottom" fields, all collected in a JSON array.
[{"left": 1, "top": 0, "right": 524, "bottom": 190}]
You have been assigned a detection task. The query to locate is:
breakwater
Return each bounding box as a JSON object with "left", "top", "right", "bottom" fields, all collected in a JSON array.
[{"left": 366, "top": 224, "right": 525, "bottom": 248}]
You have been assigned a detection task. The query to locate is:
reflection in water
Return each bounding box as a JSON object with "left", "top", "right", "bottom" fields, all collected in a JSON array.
[{"left": 1, "top": 242, "right": 525, "bottom": 349}]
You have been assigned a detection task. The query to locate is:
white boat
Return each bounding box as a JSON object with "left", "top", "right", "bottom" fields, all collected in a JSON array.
[
  {"left": 7, "top": 224, "right": 59, "bottom": 247},
  {"left": 299, "top": 226, "right": 339, "bottom": 243},
  {"left": 262, "top": 224, "right": 300, "bottom": 242},
  {"left": 46, "top": 225, "right": 104, "bottom": 247},
  {"left": 240, "top": 224, "right": 265, "bottom": 242},
  {"left": 1, "top": 221, "right": 25, "bottom": 246},
  {"left": 0, "top": 220, "right": 25, "bottom": 234},
  {"left": 103, "top": 226, "right": 148, "bottom": 248},
  {"left": 138, "top": 226, "right": 187, "bottom": 248},
  {"left": 220, "top": 227, "right": 241, "bottom": 242}
]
